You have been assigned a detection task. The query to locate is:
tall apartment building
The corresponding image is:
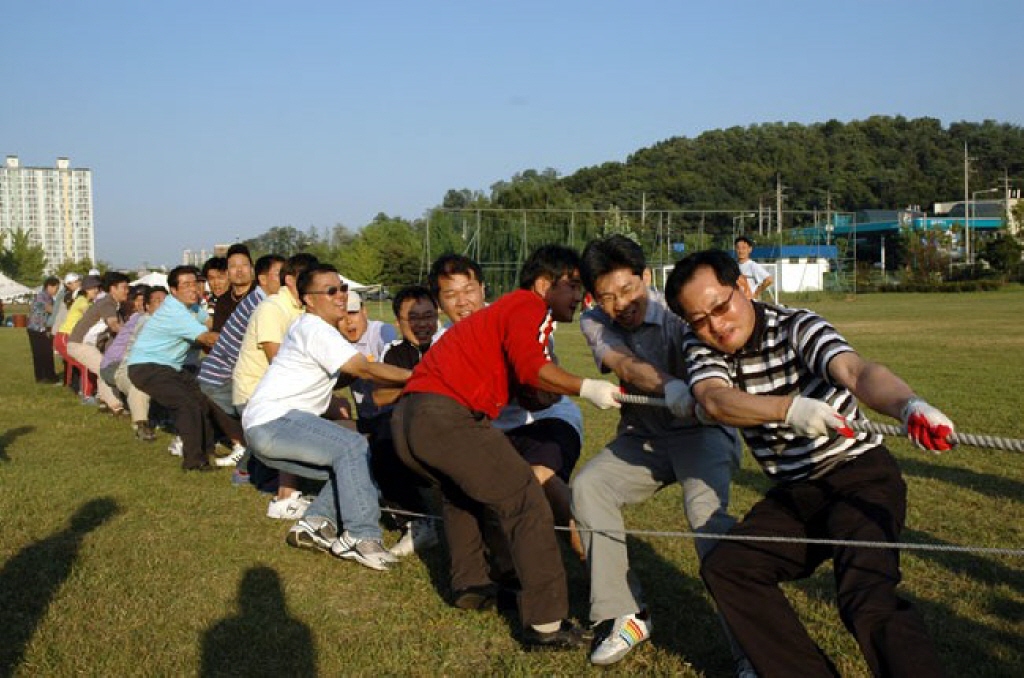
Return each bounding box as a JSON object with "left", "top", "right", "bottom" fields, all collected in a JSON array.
[{"left": 0, "top": 155, "right": 96, "bottom": 271}]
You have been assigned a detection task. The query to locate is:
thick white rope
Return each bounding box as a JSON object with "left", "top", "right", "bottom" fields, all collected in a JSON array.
[{"left": 611, "top": 392, "right": 1024, "bottom": 452}]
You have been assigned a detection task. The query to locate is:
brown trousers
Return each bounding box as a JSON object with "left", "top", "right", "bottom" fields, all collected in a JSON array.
[{"left": 391, "top": 392, "right": 568, "bottom": 626}]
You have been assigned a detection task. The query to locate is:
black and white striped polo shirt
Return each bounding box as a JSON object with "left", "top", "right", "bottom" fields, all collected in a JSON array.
[{"left": 684, "top": 302, "right": 882, "bottom": 483}]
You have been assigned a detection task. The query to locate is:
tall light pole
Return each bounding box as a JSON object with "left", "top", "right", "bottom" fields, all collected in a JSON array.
[
  {"left": 732, "top": 212, "right": 755, "bottom": 241},
  {"left": 970, "top": 187, "right": 1000, "bottom": 264}
]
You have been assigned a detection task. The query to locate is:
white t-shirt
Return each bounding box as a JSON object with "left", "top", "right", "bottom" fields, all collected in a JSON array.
[
  {"left": 242, "top": 313, "right": 359, "bottom": 430},
  {"left": 739, "top": 259, "right": 772, "bottom": 292}
]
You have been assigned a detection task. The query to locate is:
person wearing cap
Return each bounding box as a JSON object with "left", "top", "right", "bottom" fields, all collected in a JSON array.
[
  {"left": 51, "top": 272, "right": 81, "bottom": 332},
  {"left": 337, "top": 290, "right": 398, "bottom": 432},
  {"left": 57, "top": 275, "right": 102, "bottom": 394}
]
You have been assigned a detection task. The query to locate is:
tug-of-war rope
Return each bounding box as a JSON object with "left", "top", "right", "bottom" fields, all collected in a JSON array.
[
  {"left": 383, "top": 392, "right": 1024, "bottom": 558},
  {"left": 613, "top": 392, "right": 1024, "bottom": 453}
]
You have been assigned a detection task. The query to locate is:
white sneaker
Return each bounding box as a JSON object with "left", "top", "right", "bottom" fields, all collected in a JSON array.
[
  {"left": 331, "top": 531, "right": 396, "bottom": 571},
  {"left": 215, "top": 442, "right": 247, "bottom": 467},
  {"left": 389, "top": 519, "right": 440, "bottom": 557},
  {"left": 167, "top": 436, "right": 183, "bottom": 457},
  {"left": 266, "top": 492, "right": 312, "bottom": 520},
  {"left": 589, "top": 611, "right": 652, "bottom": 666}
]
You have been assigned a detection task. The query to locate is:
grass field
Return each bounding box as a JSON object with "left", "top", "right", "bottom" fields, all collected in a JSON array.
[{"left": 1, "top": 289, "right": 1022, "bottom": 677}]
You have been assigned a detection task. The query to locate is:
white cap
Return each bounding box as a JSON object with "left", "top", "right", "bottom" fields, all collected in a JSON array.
[
  {"left": 88, "top": 268, "right": 100, "bottom": 276},
  {"left": 63, "top": 272, "right": 81, "bottom": 285},
  {"left": 346, "top": 291, "right": 362, "bottom": 312}
]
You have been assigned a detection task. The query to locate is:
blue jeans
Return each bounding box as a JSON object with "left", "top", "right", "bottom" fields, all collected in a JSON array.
[{"left": 246, "top": 410, "right": 382, "bottom": 540}]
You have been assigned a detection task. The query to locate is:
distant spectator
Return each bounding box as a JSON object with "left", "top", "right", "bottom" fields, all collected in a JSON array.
[
  {"left": 27, "top": 276, "right": 62, "bottom": 383},
  {"left": 734, "top": 236, "right": 774, "bottom": 300},
  {"left": 211, "top": 244, "right": 255, "bottom": 332}
]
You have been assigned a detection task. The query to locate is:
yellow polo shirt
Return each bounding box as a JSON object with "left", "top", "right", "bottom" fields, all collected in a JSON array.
[{"left": 232, "top": 287, "right": 304, "bottom": 406}]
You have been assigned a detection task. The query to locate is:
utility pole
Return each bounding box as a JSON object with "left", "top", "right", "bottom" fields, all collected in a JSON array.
[
  {"left": 964, "top": 142, "right": 970, "bottom": 265},
  {"left": 776, "top": 173, "right": 785, "bottom": 235}
]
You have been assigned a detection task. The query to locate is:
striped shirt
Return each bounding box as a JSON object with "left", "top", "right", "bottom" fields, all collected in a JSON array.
[
  {"left": 198, "top": 286, "right": 267, "bottom": 387},
  {"left": 684, "top": 302, "right": 882, "bottom": 482}
]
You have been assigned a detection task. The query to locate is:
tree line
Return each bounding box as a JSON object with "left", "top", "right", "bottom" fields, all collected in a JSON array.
[
  {"left": 242, "top": 116, "right": 1024, "bottom": 292},
  {"left": 5, "top": 116, "right": 1021, "bottom": 289}
]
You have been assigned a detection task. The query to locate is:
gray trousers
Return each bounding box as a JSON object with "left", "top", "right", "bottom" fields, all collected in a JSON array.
[{"left": 571, "top": 425, "right": 741, "bottom": 622}]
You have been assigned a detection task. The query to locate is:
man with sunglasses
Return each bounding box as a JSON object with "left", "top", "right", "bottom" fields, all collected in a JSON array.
[
  {"left": 666, "top": 249, "right": 952, "bottom": 678},
  {"left": 243, "top": 264, "right": 411, "bottom": 571},
  {"left": 574, "top": 235, "right": 749, "bottom": 673}
]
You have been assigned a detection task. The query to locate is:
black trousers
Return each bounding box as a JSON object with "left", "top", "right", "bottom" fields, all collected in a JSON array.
[
  {"left": 27, "top": 329, "right": 59, "bottom": 382},
  {"left": 129, "top": 363, "right": 223, "bottom": 470},
  {"left": 700, "top": 446, "right": 944, "bottom": 678},
  {"left": 391, "top": 392, "right": 568, "bottom": 626}
]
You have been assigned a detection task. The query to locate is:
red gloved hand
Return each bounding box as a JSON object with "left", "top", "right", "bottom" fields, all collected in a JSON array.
[{"left": 901, "top": 397, "right": 956, "bottom": 452}]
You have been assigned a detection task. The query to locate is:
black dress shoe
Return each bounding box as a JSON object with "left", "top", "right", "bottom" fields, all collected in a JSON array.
[
  {"left": 521, "top": 620, "right": 591, "bottom": 650},
  {"left": 451, "top": 584, "right": 498, "bottom": 611}
]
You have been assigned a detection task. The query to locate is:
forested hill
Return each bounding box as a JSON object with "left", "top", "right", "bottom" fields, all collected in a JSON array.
[{"left": 445, "top": 117, "right": 1024, "bottom": 214}]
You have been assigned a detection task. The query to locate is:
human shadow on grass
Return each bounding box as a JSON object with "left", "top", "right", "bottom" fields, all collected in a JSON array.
[
  {"left": 899, "top": 456, "right": 1024, "bottom": 503},
  {"left": 900, "top": 527, "right": 1024, "bottom": 596},
  {"left": 0, "top": 425, "right": 34, "bottom": 462},
  {"left": 201, "top": 566, "right": 316, "bottom": 678},
  {"left": 0, "top": 497, "right": 120, "bottom": 677}
]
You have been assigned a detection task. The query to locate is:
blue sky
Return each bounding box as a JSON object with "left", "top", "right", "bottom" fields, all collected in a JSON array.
[{"left": 4, "top": 1, "right": 1022, "bottom": 269}]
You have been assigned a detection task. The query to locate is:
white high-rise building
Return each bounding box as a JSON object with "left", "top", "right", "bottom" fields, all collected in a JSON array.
[{"left": 0, "top": 155, "right": 95, "bottom": 271}]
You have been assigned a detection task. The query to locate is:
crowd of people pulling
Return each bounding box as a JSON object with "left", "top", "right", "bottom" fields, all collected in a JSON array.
[{"left": 25, "top": 236, "right": 959, "bottom": 677}]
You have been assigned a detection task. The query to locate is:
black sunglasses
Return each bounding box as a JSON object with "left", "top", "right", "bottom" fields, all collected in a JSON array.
[{"left": 306, "top": 284, "right": 349, "bottom": 297}]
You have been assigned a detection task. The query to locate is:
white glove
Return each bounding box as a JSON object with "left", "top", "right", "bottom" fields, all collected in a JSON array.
[
  {"left": 664, "top": 379, "right": 695, "bottom": 420},
  {"left": 785, "top": 396, "right": 853, "bottom": 438},
  {"left": 579, "top": 379, "right": 622, "bottom": 410},
  {"left": 901, "top": 397, "right": 956, "bottom": 452}
]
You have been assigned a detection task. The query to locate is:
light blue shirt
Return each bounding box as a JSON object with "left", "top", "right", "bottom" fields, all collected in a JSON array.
[{"left": 127, "top": 294, "right": 208, "bottom": 370}]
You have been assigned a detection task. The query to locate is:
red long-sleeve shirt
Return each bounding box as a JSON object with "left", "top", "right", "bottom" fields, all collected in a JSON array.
[{"left": 404, "top": 289, "right": 555, "bottom": 419}]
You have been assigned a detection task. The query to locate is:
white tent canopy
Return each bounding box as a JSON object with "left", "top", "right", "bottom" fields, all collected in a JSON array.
[
  {"left": 341, "top": 274, "right": 374, "bottom": 292},
  {"left": 0, "top": 272, "right": 34, "bottom": 302},
  {"left": 131, "top": 271, "right": 168, "bottom": 288}
]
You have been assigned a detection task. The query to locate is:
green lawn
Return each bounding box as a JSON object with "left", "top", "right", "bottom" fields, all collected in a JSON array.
[{"left": 1, "top": 288, "right": 1022, "bottom": 677}]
